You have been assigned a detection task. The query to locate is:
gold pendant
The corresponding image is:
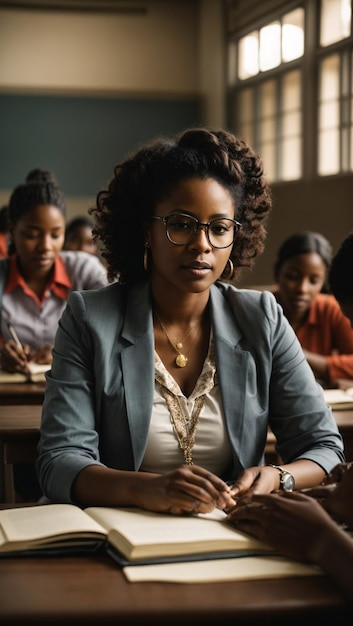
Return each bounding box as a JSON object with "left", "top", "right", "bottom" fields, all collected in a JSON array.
[{"left": 176, "top": 354, "right": 188, "bottom": 367}]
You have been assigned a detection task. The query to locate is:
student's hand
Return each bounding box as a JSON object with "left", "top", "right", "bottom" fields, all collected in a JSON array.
[
  {"left": 324, "top": 461, "right": 353, "bottom": 484},
  {"left": 0, "top": 339, "right": 31, "bottom": 374},
  {"left": 29, "top": 344, "right": 53, "bottom": 364},
  {"left": 321, "top": 464, "right": 353, "bottom": 529},
  {"left": 136, "top": 464, "right": 236, "bottom": 515},
  {"left": 226, "top": 491, "right": 339, "bottom": 563}
]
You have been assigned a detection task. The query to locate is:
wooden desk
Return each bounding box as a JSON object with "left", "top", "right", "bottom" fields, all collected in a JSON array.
[
  {"left": 0, "top": 551, "right": 348, "bottom": 625},
  {"left": 0, "top": 405, "right": 42, "bottom": 502},
  {"left": 1, "top": 405, "right": 353, "bottom": 503},
  {"left": 0, "top": 382, "right": 45, "bottom": 405}
]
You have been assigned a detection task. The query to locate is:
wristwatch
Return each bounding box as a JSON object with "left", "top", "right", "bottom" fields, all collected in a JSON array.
[{"left": 269, "top": 465, "right": 295, "bottom": 492}]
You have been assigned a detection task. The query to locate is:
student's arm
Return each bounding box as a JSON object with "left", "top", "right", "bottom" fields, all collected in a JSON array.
[{"left": 226, "top": 490, "right": 353, "bottom": 601}]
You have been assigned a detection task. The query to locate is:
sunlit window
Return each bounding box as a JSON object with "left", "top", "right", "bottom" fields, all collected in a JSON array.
[
  {"left": 318, "top": 55, "right": 340, "bottom": 174},
  {"left": 320, "top": 0, "right": 351, "bottom": 46},
  {"left": 280, "top": 70, "right": 302, "bottom": 180},
  {"left": 282, "top": 10, "right": 305, "bottom": 61},
  {"left": 228, "top": 1, "right": 353, "bottom": 181},
  {"left": 238, "top": 32, "right": 258, "bottom": 79},
  {"left": 259, "top": 23, "right": 281, "bottom": 72},
  {"left": 237, "top": 9, "right": 304, "bottom": 79}
]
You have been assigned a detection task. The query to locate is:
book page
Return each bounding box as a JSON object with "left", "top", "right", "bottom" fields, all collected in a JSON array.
[
  {"left": 86, "top": 506, "right": 272, "bottom": 561},
  {"left": 123, "top": 555, "right": 323, "bottom": 583},
  {"left": 0, "top": 504, "right": 106, "bottom": 549},
  {"left": 323, "top": 388, "right": 353, "bottom": 408},
  {"left": 0, "top": 362, "right": 50, "bottom": 383}
]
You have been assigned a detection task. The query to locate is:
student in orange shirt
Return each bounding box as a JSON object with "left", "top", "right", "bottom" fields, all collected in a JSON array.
[{"left": 272, "top": 231, "right": 353, "bottom": 387}]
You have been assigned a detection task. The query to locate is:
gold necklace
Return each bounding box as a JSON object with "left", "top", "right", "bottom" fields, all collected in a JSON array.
[{"left": 155, "top": 312, "right": 201, "bottom": 368}]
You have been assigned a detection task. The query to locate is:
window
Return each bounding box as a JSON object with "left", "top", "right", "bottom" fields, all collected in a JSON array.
[
  {"left": 230, "top": 7, "right": 304, "bottom": 182},
  {"left": 318, "top": 0, "right": 353, "bottom": 174},
  {"left": 227, "top": 0, "right": 353, "bottom": 181}
]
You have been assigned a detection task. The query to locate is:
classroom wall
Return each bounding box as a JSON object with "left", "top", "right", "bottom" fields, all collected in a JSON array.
[
  {"left": 1, "top": 0, "right": 352, "bottom": 288},
  {"left": 0, "top": 0, "right": 226, "bottom": 214}
]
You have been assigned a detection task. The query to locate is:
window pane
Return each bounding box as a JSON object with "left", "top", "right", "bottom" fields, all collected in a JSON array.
[
  {"left": 282, "top": 110, "right": 301, "bottom": 135},
  {"left": 260, "top": 144, "right": 276, "bottom": 180},
  {"left": 318, "top": 129, "right": 340, "bottom": 173},
  {"left": 282, "top": 70, "right": 301, "bottom": 110},
  {"left": 320, "top": 0, "right": 351, "bottom": 46},
  {"left": 282, "top": 9, "right": 305, "bottom": 61},
  {"left": 281, "top": 137, "right": 301, "bottom": 180},
  {"left": 320, "top": 54, "right": 340, "bottom": 99},
  {"left": 260, "top": 22, "right": 281, "bottom": 71},
  {"left": 262, "top": 80, "right": 276, "bottom": 115},
  {"left": 280, "top": 70, "right": 302, "bottom": 181},
  {"left": 318, "top": 55, "right": 341, "bottom": 174},
  {"left": 238, "top": 32, "right": 259, "bottom": 79},
  {"left": 319, "top": 100, "right": 340, "bottom": 128}
]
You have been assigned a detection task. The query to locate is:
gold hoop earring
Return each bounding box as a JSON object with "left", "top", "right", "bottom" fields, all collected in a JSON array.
[
  {"left": 144, "top": 243, "right": 149, "bottom": 272},
  {"left": 222, "top": 258, "right": 235, "bottom": 281}
]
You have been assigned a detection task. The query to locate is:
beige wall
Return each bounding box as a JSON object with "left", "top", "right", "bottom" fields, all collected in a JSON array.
[{"left": 0, "top": 0, "right": 226, "bottom": 214}]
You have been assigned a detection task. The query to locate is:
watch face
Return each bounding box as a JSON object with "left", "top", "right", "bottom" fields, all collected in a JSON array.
[{"left": 282, "top": 472, "right": 295, "bottom": 491}]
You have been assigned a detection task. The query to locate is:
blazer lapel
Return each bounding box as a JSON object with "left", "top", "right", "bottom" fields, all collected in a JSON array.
[
  {"left": 120, "top": 281, "right": 155, "bottom": 468},
  {"left": 210, "top": 285, "right": 250, "bottom": 468}
]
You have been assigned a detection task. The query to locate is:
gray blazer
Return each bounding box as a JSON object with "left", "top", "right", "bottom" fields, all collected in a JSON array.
[{"left": 37, "top": 279, "right": 344, "bottom": 502}]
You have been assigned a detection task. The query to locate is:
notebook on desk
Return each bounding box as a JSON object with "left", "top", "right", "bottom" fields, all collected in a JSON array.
[
  {"left": 323, "top": 388, "right": 353, "bottom": 409},
  {"left": 0, "top": 362, "right": 50, "bottom": 383}
]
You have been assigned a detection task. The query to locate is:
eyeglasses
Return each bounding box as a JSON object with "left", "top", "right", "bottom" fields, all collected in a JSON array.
[{"left": 149, "top": 213, "right": 242, "bottom": 249}]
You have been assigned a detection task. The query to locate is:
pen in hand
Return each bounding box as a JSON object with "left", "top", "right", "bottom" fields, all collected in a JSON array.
[
  {"left": 6, "top": 322, "right": 30, "bottom": 373},
  {"left": 7, "top": 322, "right": 24, "bottom": 350}
]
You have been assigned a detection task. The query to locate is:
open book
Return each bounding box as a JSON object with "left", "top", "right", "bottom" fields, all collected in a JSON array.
[
  {"left": 323, "top": 387, "right": 353, "bottom": 409},
  {"left": 0, "top": 504, "right": 276, "bottom": 564},
  {"left": 0, "top": 504, "right": 324, "bottom": 582},
  {"left": 0, "top": 362, "right": 50, "bottom": 383}
]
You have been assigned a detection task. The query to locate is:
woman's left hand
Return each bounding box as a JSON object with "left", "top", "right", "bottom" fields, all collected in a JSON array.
[{"left": 225, "top": 465, "right": 282, "bottom": 510}]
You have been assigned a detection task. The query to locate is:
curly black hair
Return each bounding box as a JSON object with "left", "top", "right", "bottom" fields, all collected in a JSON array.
[{"left": 90, "top": 128, "right": 272, "bottom": 284}]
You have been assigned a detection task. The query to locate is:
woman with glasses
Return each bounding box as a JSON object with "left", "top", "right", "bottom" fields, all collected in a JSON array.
[{"left": 37, "top": 128, "right": 344, "bottom": 513}]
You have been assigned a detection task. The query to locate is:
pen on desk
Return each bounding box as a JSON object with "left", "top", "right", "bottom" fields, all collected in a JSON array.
[{"left": 7, "top": 322, "right": 24, "bottom": 351}]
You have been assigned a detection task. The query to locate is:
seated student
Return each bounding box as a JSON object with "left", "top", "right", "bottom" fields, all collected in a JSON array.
[
  {"left": 37, "top": 127, "right": 343, "bottom": 512},
  {"left": 64, "top": 215, "right": 99, "bottom": 257},
  {"left": 0, "top": 171, "right": 108, "bottom": 375},
  {"left": 272, "top": 231, "right": 353, "bottom": 387},
  {"left": 0, "top": 170, "right": 108, "bottom": 501}
]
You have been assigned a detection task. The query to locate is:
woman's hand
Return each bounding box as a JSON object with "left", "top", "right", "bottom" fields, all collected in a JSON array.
[
  {"left": 224, "top": 465, "right": 284, "bottom": 510},
  {"left": 0, "top": 339, "right": 31, "bottom": 374},
  {"left": 135, "top": 464, "right": 236, "bottom": 515}
]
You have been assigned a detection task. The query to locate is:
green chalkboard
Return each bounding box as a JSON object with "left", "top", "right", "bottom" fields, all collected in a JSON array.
[{"left": 0, "top": 92, "right": 201, "bottom": 196}]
